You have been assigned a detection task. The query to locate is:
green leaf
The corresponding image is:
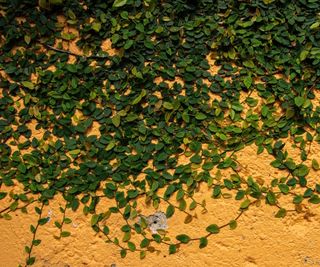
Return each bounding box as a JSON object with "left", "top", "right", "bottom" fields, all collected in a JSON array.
[
  {"left": 240, "top": 199, "right": 250, "bottom": 209},
  {"left": 293, "top": 195, "right": 303, "bottom": 204},
  {"left": 190, "top": 154, "right": 202, "bottom": 164},
  {"left": 0, "top": 192, "right": 7, "bottom": 200},
  {"left": 176, "top": 189, "right": 184, "bottom": 201},
  {"left": 263, "top": 0, "right": 275, "bottom": 4},
  {"left": 38, "top": 217, "right": 49, "bottom": 225},
  {"left": 266, "top": 191, "right": 277, "bottom": 205},
  {"left": 310, "top": 22, "right": 320, "bottom": 30},
  {"left": 278, "top": 184, "right": 289, "bottom": 194},
  {"left": 120, "top": 249, "right": 127, "bottom": 258},
  {"left": 18, "top": 164, "right": 27, "bottom": 173},
  {"left": 176, "top": 234, "right": 190, "bottom": 244},
  {"left": 244, "top": 76, "right": 252, "bottom": 89},
  {"left": 112, "top": 114, "right": 121, "bottom": 127},
  {"left": 103, "top": 226, "right": 110, "bottom": 235},
  {"left": 9, "top": 201, "right": 18, "bottom": 211},
  {"left": 131, "top": 89, "right": 146, "bottom": 105},
  {"left": 60, "top": 231, "right": 71, "bottom": 237},
  {"left": 113, "top": 0, "right": 127, "bottom": 7},
  {"left": 294, "top": 165, "right": 309, "bottom": 177},
  {"left": 189, "top": 200, "right": 197, "bottom": 210},
  {"left": 199, "top": 237, "right": 208, "bottom": 248},
  {"left": 124, "top": 40, "right": 134, "bottom": 50},
  {"left": 202, "top": 162, "right": 214, "bottom": 171},
  {"left": 91, "top": 22, "right": 101, "bottom": 32},
  {"left": 140, "top": 238, "right": 150, "bottom": 248},
  {"left": 195, "top": 113, "right": 207, "bottom": 120},
  {"left": 300, "top": 50, "right": 309, "bottom": 61},
  {"left": 294, "top": 97, "right": 305, "bottom": 107},
  {"left": 24, "top": 35, "right": 31, "bottom": 44},
  {"left": 184, "top": 214, "right": 193, "bottom": 224},
  {"left": 22, "top": 81, "right": 34, "bottom": 90},
  {"left": 25, "top": 246, "right": 31, "bottom": 253},
  {"left": 229, "top": 220, "right": 237, "bottom": 230},
  {"left": 169, "top": 244, "right": 177, "bottom": 254},
  {"left": 163, "top": 102, "right": 173, "bottom": 110},
  {"left": 312, "top": 159, "right": 320, "bottom": 170},
  {"left": 105, "top": 140, "right": 116, "bottom": 151},
  {"left": 91, "top": 214, "right": 100, "bottom": 226},
  {"left": 32, "top": 239, "right": 41, "bottom": 246},
  {"left": 309, "top": 195, "right": 320, "bottom": 204},
  {"left": 275, "top": 208, "right": 286, "bottom": 218},
  {"left": 140, "top": 250, "right": 146, "bottom": 260},
  {"left": 166, "top": 205, "right": 175, "bottom": 218},
  {"left": 206, "top": 224, "right": 220, "bottom": 234},
  {"left": 127, "top": 241, "right": 136, "bottom": 252},
  {"left": 26, "top": 257, "right": 35, "bottom": 265}
]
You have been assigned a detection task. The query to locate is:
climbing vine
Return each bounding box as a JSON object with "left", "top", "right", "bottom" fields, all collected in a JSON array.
[{"left": 1, "top": 0, "right": 320, "bottom": 265}]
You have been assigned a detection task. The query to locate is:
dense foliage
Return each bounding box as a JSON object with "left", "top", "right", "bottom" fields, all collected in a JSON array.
[{"left": 1, "top": 0, "right": 320, "bottom": 265}]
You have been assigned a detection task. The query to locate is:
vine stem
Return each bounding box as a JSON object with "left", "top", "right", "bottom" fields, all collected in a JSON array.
[
  {"left": 40, "top": 42, "right": 111, "bottom": 60},
  {"left": 58, "top": 202, "right": 68, "bottom": 238},
  {"left": 25, "top": 202, "right": 45, "bottom": 267},
  {"left": 158, "top": 196, "right": 192, "bottom": 216},
  {"left": 0, "top": 199, "right": 37, "bottom": 215}
]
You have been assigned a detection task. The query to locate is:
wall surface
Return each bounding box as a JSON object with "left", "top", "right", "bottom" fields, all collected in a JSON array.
[
  {"left": 1, "top": 28, "right": 320, "bottom": 267},
  {"left": 1, "top": 143, "right": 320, "bottom": 267}
]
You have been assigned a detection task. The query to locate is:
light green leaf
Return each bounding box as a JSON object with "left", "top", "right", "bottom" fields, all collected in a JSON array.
[
  {"left": 240, "top": 199, "right": 250, "bottom": 209},
  {"left": 22, "top": 81, "right": 34, "bottom": 90},
  {"left": 113, "top": 0, "right": 127, "bottom": 7},
  {"left": 92, "top": 22, "right": 101, "bottom": 32},
  {"left": 244, "top": 76, "right": 252, "bottom": 89},
  {"left": 300, "top": 50, "right": 309, "bottom": 61},
  {"left": 294, "top": 97, "right": 305, "bottom": 107},
  {"left": 312, "top": 159, "right": 319, "bottom": 170},
  {"left": 112, "top": 114, "right": 121, "bottom": 127}
]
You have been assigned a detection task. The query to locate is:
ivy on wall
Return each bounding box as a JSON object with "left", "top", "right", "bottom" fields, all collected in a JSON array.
[{"left": 0, "top": 0, "right": 320, "bottom": 265}]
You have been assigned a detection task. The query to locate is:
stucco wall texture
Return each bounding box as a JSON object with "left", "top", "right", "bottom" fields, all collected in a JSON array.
[
  {"left": 1, "top": 142, "right": 320, "bottom": 267},
  {"left": 1, "top": 27, "right": 320, "bottom": 266}
]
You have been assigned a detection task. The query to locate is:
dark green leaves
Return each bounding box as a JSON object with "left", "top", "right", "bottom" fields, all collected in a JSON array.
[
  {"left": 293, "top": 195, "right": 303, "bottom": 204},
  {"left": 124, "top": 40, "right": 134, "bottom": 50},
  {"left": 169, "top": 244, "right": 177, "bottom": 254},
  {"left": 60, "top": 231, "right": 71, "bottom": 237},
  {"left": 199, "top": 237, "right": 208, "bottom": 248},
  {"left": 0, "top": 192, "right": 7, "bottom": 200},
  {"left": 166, "top": 205, "right": 175, "bottom": 218},
  {"left": 2, "top": 0, "right": 320, "bottom": 260},
  {"left": 38, "top": 218, "right": 49, "bottom": 225},
  {"left": 206, "top": 224, "right": 220, "bottom": 234},
  {"left": 275, "top": 208, "right": 286, "bottom": 218},
  {"left": 278, "top": 184, "right": 289, "bottom": 194},
  {"left": 127, "top": 242, "right": 136, "bottom": 252},
  {"left": 229, "top": 220, "right": 237, "bottom": 230},
  {"left": 294, "top": 165, "right": 309, "bottom": 177},
  {"left": 103, "top": 226, "right": 110, "bottom": 235},
  {"left": 266, "top": 191, "right": 277, "bottom": 205},
  {"left": 190, "top": 154, "right": 202, "bottom": 164},
  {"left": 176, "top": 234, "right": 191, "bottom": 244}
]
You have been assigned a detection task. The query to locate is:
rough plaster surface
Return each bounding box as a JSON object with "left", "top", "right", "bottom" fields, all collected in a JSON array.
[
  {"left": 1, "top": 30, "right": 320, "bottom": 266},
  {"left": 1, "top": 143, "right": 320, "bottom": 267}
]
